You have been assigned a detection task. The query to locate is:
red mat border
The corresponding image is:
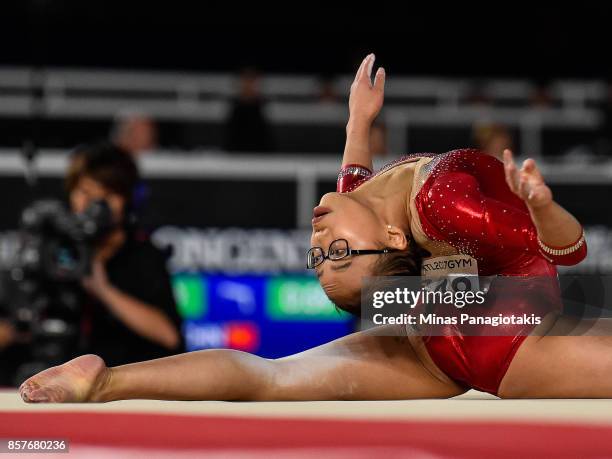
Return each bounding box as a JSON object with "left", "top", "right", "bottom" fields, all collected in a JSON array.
[{"left": 1, "top": 411, "right": 611, "bottom": 458}]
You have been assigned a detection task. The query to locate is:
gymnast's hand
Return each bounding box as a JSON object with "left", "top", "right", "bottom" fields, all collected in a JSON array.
[
  {"left": 503, "top": 149, "right": 553, "bottom": 209},
  {"left": 348, "top": 53, "right": 385, "bottom": 124}
]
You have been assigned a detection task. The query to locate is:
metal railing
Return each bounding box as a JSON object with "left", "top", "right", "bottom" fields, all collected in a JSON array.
[
  {"left": 0, "top": 149, "right": 610, "bottom": 228},
  {"left": 0, "top": 67, "right": 607, "bottom": 158}
]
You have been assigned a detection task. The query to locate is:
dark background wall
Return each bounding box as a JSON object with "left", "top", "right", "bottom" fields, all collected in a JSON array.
[{"left": 1, "top": 3, "right": 611, "bottom": 79}]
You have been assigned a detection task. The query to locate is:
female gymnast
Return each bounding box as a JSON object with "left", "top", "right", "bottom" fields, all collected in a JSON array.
[{"left": 19, "top": 55, "right": 611, "bottom": 403}]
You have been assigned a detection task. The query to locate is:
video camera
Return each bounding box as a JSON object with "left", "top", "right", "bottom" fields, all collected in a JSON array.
[
  {"left": 1, "top": 199, "right": 113, "bottom": 383},
  {"left": 13, "top": 199, "right": 113, "bottom": 281}
]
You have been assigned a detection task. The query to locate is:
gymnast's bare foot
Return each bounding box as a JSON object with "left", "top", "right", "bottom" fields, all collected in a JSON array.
[{"left": 19, "top": 354, "right": 110, "bottom": 403}]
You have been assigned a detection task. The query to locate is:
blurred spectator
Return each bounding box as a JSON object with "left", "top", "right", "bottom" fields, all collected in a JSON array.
[
  {"left": 466, "top": 80, "right": 491, "bottom": 106},
  {"left": 530, "top": 78, "right": 554, "bottom": 108},
  {"left": 110, "top": 110, "right": 155, "bottom": 228},
  {"left": 370, "top": 121, "right": 388, "bottom": 158},
  {"left": 318, "top": 75, "right": 338, "bottom": 104},
  {"left": 110, "top": 110, "right": 158, "bottom": 157},
  {"left": 224, "top": 68, "right": 275, "bottom": 152},
  {"left": 472, "top": 122, "right": 513, "bottom": 161}
]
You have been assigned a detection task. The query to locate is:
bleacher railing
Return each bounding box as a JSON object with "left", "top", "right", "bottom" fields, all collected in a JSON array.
[
  {"left": 0, "top": 149, "right": 610, "bottom": 228},
  {"left": 0, "top": 67, "right": 607, "bottom": 158}
]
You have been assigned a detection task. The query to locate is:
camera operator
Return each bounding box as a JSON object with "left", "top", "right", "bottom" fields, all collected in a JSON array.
[{"left": 66, "top": 143, "right": 183, "bottom": 366}]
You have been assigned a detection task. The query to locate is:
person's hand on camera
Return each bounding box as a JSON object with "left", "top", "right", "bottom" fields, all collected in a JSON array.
[
  {"left": 348, "top": 53, "right": 385, "bottom": 125},
  {"left": 82, "top": 230, "right": 124, "bottom": 300},
  {"left": 81, "top": 258, "right": 111, "bottom": 299}
]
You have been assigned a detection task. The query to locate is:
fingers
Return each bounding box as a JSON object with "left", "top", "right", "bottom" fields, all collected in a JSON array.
[
  {"left": 353, "top": 56, "right": 367, "bottom": 84},
  {"left": 518, "top": 171, "right": 530, "bottom": 199},
  {"left": 358, "top": 54, "right": 372, "bottom": 84},
  {"left": 521, "top": 158, "right": 544, "bottom": 182},
  {"left": 517, "top": 155, "right": 532, "bottom": 198},
  {"left": 366, "top": 54, "right": 375, "bottom": 80},
  {"left": 354, "top": 54, "right": 377, "bottom": 86},
  {"left": 503, "top": 149, "right": 550, "bottom": 206},
  {"left": 503, "top": 149, "right": 519, "bottom": 193},
  {"left": 373, "top": 67, "right": 386, "bottom": 93},
  {"left": 360, "top": 54, "right": 375, "bottom": 86},
  {"left": 522, "top": 158, "right": 536, "bottom": 171},
  {"left": 502, "top": 148, "right": 513, "bottom": 163}
]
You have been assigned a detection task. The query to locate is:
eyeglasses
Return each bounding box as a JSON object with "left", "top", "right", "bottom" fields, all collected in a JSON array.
[{"left": 307, "top": 238, "right": 397, "bottom": 269}]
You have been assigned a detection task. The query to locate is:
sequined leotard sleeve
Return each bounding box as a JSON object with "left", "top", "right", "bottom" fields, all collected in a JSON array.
[
  {"left": 412, "top": 149, "right": 587, "bottom": 269},
  {"left": 336, "top": 163, "right": 373, "bottom": 193}
]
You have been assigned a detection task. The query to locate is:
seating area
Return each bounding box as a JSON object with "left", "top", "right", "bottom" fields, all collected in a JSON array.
[{"left": 0, "top": 67, "right": 609, "bottom": 156}]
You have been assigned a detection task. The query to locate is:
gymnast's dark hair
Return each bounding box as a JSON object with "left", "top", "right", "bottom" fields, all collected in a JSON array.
[{"left": 332, "top": 237, "right": 429, "bottom": 316}]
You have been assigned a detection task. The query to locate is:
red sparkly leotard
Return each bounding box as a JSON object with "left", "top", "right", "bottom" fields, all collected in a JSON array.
[{"left": 337, "top": 149, "right": 587, "bottom": 395}]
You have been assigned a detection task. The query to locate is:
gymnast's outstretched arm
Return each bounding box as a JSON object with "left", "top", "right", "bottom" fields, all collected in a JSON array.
[
  {"left": 20, "top": 327, "right": 464, "bottom": 403},
  {"left": 341, "top": 53, "right": 385, "bottom": 171}
]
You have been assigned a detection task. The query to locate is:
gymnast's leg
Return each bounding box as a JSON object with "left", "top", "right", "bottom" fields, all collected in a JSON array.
[
  {"left": 20, "top": 326, "right": 466, "bottom": 403},
  {"left": 499, "top": 316, "right": 612, "bottom": 398}
]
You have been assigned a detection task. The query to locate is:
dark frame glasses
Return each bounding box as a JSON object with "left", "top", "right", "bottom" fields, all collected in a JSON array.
[{"left": 307, "top": 238, "right": 397, "bottom": 269}]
